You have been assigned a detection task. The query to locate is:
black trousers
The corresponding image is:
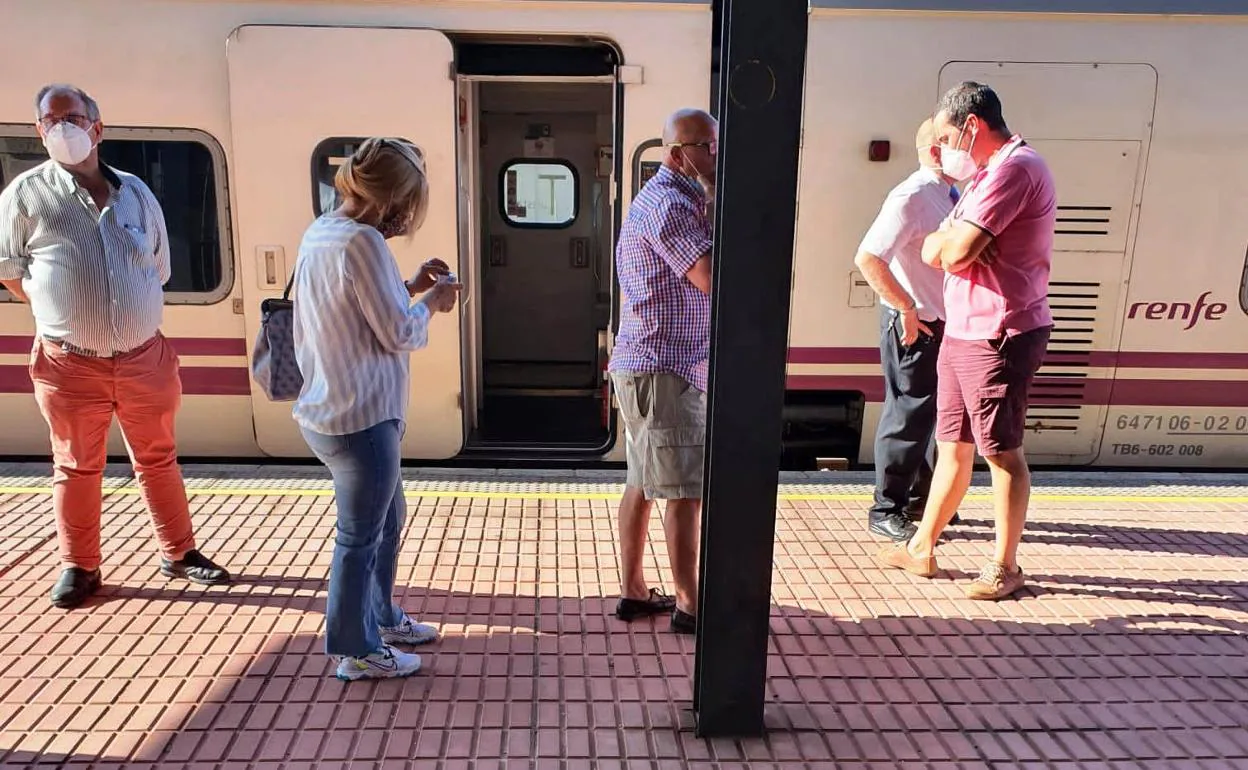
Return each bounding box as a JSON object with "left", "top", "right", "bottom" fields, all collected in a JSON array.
[{"left": 869, "top": 307, "right": 944, "bottom": 522}]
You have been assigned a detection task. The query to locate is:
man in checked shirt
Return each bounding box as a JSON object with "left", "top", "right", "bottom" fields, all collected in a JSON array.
[
  {"left": 608, "top": 108, "right": 716, "bottom": 635},
  {"left": 0, "top": 84, "right": 229, "bottom": 610}
]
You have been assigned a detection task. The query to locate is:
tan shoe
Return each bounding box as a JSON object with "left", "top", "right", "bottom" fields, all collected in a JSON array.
[
  {"left": 965, "top": 562, "right": 1025, "bottom": 600},
  {"left": 875, "top": 543, "right": 938, "bottom": 578}
]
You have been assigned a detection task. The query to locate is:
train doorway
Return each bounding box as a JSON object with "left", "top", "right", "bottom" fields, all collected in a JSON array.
[{"left": 456, "top": 41, "right": 621, "bottom": 455}]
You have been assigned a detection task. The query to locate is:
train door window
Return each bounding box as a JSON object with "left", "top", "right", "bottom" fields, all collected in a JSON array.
[
  {"left": 500, "top": 160, "right": 578, "bottom": 228},
  {"left": 311, "top": 137, "right": 370, "bottom": 217},
  {"left": 0, "top": 126, "right": 232, "bottom": 304}
]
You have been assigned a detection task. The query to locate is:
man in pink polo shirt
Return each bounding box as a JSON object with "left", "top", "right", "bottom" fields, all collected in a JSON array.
[{"left": 875, "top": 81, "right": 1056, "bottom": 600}]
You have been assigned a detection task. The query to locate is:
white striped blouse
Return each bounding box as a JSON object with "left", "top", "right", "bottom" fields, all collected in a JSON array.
[
  {"left": 291, "top": 213, "right": 433, "bottom": 436},
  {"left": 0, "top": 160, "right": 169, "bottom": 356}
]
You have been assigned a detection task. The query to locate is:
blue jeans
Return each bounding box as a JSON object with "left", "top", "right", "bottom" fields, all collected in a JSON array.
[{"left": 301, "top": 419, "right": 406, "bottom": 657}]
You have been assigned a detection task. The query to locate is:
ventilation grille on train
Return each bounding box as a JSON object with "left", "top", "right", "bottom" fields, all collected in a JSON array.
[
  {"left": 1025, "top": 280, "right": 1099, "bottom": 433},
  {"left": 1055, "top": 205, "right": 1111, "bottom": 237}
]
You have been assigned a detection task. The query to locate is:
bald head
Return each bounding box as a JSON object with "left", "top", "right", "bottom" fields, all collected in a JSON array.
[
  {"left": 915, "top": 117, "right": 942, "bottom": 171},
  {"left": 661, "top": 108, "right": 718, "bottom": 184},
  {"left": 915, "top": 118, "right": 937, "bottom": 150},
  {"left": 662, "top": 108, "right": 716, "bottom": 145}
]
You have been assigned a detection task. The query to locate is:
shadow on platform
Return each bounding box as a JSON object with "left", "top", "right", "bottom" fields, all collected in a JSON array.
[{"left": 2, "top": 575, "right": 1246, "bottom": 767}]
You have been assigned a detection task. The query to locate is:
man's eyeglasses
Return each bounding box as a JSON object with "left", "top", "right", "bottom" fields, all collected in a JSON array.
[
  {"left": 38, "top": 114, "right": 92, "bottom": 130},
  {"left": 668, "top": 141, "right": 717, "bottom": 156}
]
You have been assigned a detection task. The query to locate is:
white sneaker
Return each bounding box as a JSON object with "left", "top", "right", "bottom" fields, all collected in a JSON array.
[
  {"left": 380, "top": 613, "right": 439, "bottom": 646},
  {"left": 335, "top": 644, "right": 422, "bottom": 681}
]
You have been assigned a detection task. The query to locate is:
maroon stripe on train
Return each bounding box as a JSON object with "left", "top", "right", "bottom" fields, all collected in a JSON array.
[
  {"left": 0, "top": 335, "right": 247, "bottom": 356},
  {"left": 2, "top": 365, "right": 1243, "bottom": 406},
  {"left": 787, "top": 346, "right": 1248, "bottom": 370},
  {"left": 786, "top": 374, "right": 1248, "bottom": 408},
  {"left": 0, "top": 365, "right": 251, "bottom": 397},
  {"left": 2, "top": 338, "right": 1241, "bottom": 368}
]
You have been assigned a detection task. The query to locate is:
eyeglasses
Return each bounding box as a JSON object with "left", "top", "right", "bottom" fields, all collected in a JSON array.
[
  {"left": 39, "top": 114, "right": 92, "bottom": 130},
  {"left": 668, "top": 141, "right": 717, "bottom": 156}
]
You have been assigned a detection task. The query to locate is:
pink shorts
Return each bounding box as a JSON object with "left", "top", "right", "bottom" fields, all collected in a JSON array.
[{"left": 935, "top": 326, "right": 1051, "bottom": 456}]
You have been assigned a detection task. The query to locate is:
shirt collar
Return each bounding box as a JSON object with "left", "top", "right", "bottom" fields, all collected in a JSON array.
[
  {"left": 919, "top": 165, "right": 949, "bottom": 187},
  {"left": 962, "top": 134, "right": 1025, "bottom": 192},
  {"left": 48, "top": 158, "right": 123, "bottom": 192},
  {"left": 655, "top": 164, "right": 706, "bottom": 203},
  {"left": 986, "top": 134, "right": 1026, "bottom": 172}
]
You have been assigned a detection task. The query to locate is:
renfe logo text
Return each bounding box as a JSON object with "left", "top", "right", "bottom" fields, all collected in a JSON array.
[{"left": 1127, "top": 291, "right": 1228, "bottom": 331}]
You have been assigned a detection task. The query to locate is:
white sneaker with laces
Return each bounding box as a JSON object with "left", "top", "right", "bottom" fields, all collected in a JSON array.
[
  {"left": 380, "top": 612, "right": 440, "bottom": 646},
  {"left": 335, "top": 644, "right": 422, "bottom": 681}
]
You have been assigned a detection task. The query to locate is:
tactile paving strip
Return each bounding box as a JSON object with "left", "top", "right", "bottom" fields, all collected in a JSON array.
[{"left": 3, "top": 462, "right": 1248, "bottom": 498}]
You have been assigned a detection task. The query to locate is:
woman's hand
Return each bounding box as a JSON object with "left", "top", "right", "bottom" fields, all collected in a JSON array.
[
  {"left": 422, "top": 277, "right": 462, "bottom": 314},
  {"left": 405, "top": 258, "right": 452, "bottom": 296}
]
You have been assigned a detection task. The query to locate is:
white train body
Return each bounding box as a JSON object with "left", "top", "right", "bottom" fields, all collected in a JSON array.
[{"left": 2, "top": 0, "right": 1245, "bottom": 468}]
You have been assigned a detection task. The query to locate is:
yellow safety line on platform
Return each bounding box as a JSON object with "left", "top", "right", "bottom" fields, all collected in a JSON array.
[{"left": 0, "top": 486, "right": 1246, "bottom": 504}]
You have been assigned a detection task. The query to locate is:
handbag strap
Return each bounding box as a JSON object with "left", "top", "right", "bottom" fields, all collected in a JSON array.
[{"left": 281, "top": 268, "right": 296, "bottom": 301}]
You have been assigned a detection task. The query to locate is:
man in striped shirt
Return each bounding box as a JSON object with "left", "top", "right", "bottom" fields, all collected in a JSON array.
[
  {"left": 0, "top": 84, "right": 229, "bottom": 609},
  {"left": 608, "top": 108, "right": 716, "bottom": 635}
]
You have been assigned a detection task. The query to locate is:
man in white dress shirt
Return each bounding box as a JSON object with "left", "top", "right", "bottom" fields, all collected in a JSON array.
[{"left": 854, "top": 118, "right": 961, "bottom": 542}]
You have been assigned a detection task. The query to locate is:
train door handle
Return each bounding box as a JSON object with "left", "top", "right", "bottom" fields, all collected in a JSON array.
[{"left": 256, "top": 245, "right": 286, "bottom": 290}]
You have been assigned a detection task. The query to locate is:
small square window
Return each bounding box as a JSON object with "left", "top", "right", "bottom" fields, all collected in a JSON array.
[
  {"left": 311, "top": 137, "right": 371, "bottom": 217},
  {"left": 500, "top": 160, "right": 578, "bottom": 229}
]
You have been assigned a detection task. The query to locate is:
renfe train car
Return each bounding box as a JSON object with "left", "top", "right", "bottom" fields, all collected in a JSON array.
[{"left": 1, "top": 0, "right": 1246, "bottom": 469}]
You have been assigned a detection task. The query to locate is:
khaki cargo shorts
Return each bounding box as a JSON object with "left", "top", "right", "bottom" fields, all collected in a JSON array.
[{"left": 611, "top": 371, "right": 706, "bottom": 500}]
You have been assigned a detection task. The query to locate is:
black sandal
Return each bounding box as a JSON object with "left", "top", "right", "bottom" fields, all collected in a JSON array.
[
  {"left": 670, "top": 608, "right": 697, "bottom": 635},
  {"left": 615, "top": 588, "right": 677, "bottom": 621}
]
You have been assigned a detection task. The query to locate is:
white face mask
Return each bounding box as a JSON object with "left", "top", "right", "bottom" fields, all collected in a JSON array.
[
  {"left": 43, "top": 122, "right": 95, "bottom": 166},
  {"left": 940, "top": 123, "right": 978, "bottom": 182}
]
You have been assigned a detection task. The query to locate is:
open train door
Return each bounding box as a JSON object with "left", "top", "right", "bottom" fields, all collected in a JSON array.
[{"left": 227, "top": 25, "right": 463, "bottom": 459}]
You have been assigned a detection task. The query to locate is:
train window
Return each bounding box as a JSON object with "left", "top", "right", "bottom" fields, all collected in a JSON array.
[
  {"left": 500, "top": 160, "right": 578, "bottom": 229},
  {"left": 311, "top": 137, "right": 372, "bottom": 217},
  {"left": 0, "top": 126, "right": 232, "bottom": 305}
]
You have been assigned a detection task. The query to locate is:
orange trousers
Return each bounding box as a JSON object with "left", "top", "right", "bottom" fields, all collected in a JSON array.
[{"left": 30, "top": 333, "right": 196, "bottom": 571}]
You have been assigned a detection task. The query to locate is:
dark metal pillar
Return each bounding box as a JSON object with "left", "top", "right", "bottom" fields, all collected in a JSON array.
[{"left": 692, "top": 0, "right": 810, "bottom": 739}]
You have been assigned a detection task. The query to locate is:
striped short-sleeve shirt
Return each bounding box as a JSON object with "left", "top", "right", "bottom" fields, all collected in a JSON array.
[
  {"left": 0, "top": 160, "right": 169, "bottom": 356},
  {"left": 291, "top": 214, "right": 433, "bottom": 436}
]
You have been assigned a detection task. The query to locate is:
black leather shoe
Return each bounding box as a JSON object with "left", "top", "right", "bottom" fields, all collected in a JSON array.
[
  {"left": 869, "top": 514, "right": 918, "bottom": 542},
  {"left": 161, "top": 550, "right": 230, "bottom": 585},
  {"left": 616, "top": 588, "right": 677, "bottom": 621},
  {"left": 904, "top": 504, "right": 960, "bottom": 525},
  {"left": 50, "top": 567, "right": 102, "bottom": 609},
  {"left": 671, "top": 608, "right": 697, "bottom": 635}
]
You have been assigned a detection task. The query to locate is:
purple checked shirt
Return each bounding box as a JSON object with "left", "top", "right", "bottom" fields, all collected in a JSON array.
[{"left": 609, "top": 166, "right": 712, "bottom": 391}]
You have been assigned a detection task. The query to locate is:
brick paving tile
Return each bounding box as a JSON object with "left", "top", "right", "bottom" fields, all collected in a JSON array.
[{"left": 1, "top": 466, "right": 1247, "bottom": 768}]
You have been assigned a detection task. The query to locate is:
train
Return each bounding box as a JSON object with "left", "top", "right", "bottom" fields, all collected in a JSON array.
[{"left": 2, "top": 0, "right": 1246, "bottom": 469}]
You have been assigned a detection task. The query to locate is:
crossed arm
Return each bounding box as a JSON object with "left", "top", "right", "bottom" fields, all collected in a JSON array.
[{"left": 921, "top": 218, "right": 998, "bottom": 273}]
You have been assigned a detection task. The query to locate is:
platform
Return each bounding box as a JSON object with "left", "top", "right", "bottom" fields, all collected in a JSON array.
[{"left": 1, "top": 463, "right": 1247, "bottom": 768}]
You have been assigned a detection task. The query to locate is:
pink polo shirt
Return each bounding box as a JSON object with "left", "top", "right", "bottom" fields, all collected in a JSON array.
[{"left": 944, "top": 138, "right": 1056, "bottom": 340}]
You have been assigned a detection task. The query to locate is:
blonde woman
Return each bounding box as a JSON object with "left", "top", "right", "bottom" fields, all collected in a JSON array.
[{"left": 292, "top": 137, "right": 460, "bottom": 681}]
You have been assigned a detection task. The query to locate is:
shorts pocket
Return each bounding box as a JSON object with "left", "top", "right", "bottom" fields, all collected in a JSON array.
[{"left": 645, "top": 426, "right": 705, "bottom": 494}]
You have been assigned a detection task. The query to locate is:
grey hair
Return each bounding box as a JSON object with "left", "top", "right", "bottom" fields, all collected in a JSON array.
[{"left": 35, "top": 83, "right": 101, "bottom": 122}]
